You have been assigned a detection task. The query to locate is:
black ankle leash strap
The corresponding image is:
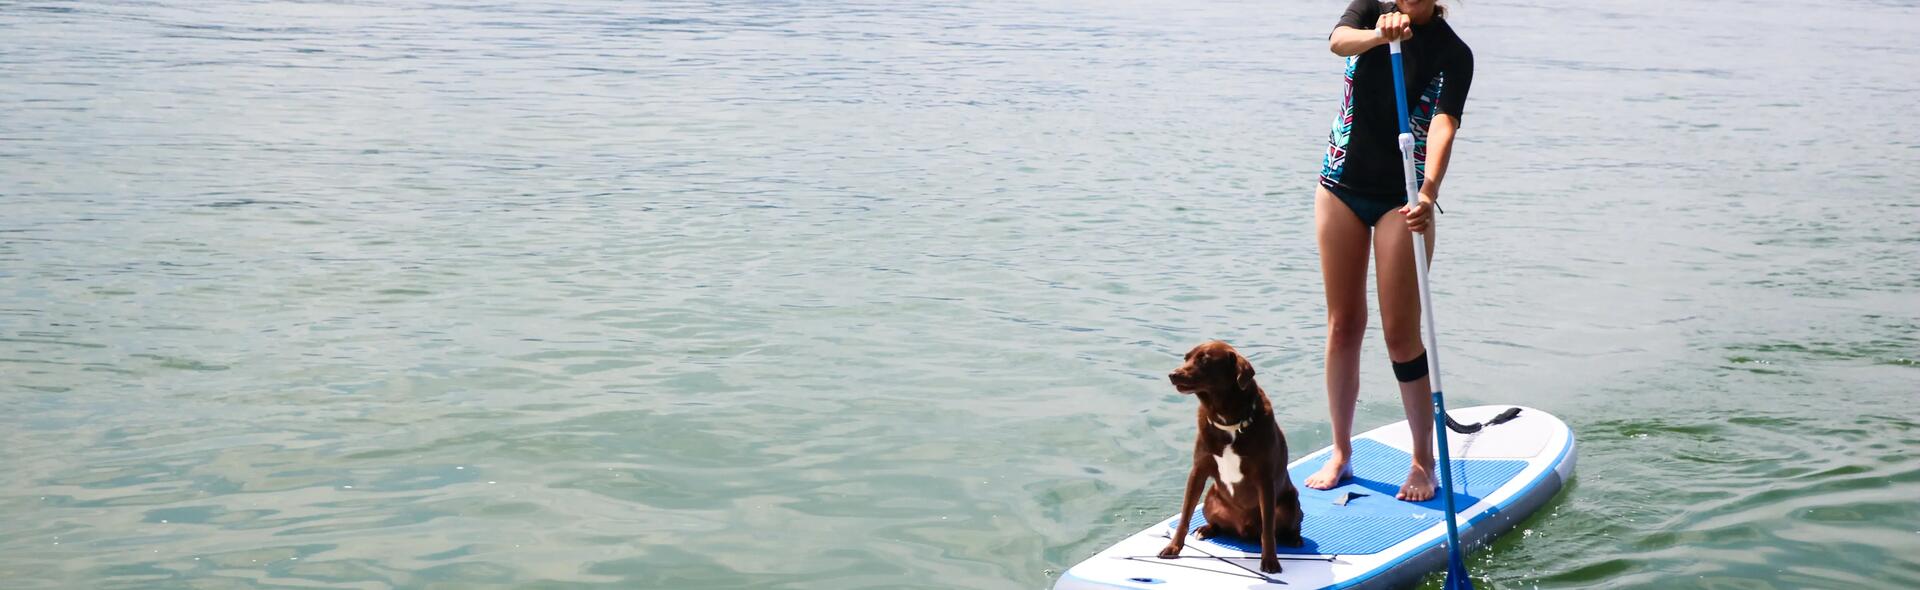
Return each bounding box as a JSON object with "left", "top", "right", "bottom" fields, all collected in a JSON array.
[{"left": 1443, "top": 407, "right": 1522, "bottom": 435}]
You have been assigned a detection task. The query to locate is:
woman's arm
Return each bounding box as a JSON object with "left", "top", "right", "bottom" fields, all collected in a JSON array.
[
  {"left": 1404, "top": 113, "right": 1458, "bottom": 233},
  {"left": 1329, "top": 13, "right": 1411, "bottom": 57},
  {"left": 1329, "top": 26, "right": 1383, "bottom": 56}
]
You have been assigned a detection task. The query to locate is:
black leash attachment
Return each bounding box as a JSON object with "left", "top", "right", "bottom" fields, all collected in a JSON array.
[{"left": 1444, "top": 407, "right": 1522, "bottom": 435}]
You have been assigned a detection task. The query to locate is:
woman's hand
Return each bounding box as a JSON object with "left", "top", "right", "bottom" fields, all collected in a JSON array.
[
  {"left": 1404, "top": 192, "right": 1437, "bottom": 233},
  {"left": 1376, "top": 12, "right": 1414, "bottom": 42},
  {"left": 1334, "top": 12, "right": 1415, "bottom": 55}
]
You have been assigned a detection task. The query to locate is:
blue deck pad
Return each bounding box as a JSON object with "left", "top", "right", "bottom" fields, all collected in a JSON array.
[{"left": 1171, "top": 438, "right": 1527, "bottom": 555}]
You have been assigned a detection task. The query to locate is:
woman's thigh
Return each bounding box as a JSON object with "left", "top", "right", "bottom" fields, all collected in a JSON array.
[
  {"left": 1316, "top": 187, "right": 1372, "bottom": 326},
  {"left": 1371, "top": 208, "right": 1436, "bottom": 356}
]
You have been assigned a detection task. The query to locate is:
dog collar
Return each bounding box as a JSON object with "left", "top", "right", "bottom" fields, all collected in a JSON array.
[
  {"left": 1209, "top": 416, "right": 1250, "bottom": 436},
  {"left": 1209, "top": 401, "right": 1260, "bottom": 436}
]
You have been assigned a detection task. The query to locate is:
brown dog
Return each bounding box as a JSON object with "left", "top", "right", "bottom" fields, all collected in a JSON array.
[{"left": 1157, "top": 340, "right": 1304, "bottom": 574}]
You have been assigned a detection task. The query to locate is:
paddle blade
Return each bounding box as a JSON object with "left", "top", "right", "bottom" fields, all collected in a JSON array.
[{"left": 1443, "top": 556, "right": 1476, "bottom": 590}]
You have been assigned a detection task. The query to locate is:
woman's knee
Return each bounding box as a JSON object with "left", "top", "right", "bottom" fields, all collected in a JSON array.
[
  {"left": 1382, "top": 322, "right": 1424, "bottom": 361},
  {"left": 1327, "top": 310, "right": 1368, "bottom": 349}
]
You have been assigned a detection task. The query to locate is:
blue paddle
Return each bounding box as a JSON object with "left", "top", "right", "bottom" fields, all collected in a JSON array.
[{"left": 1385, "top": 33, "right": 1475, "bottom": 590}]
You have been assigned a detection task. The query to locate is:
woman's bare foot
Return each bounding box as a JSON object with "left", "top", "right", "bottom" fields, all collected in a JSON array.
[
  {"left": 1396, "top": 462, "right": 1437, "bottom": 501},
  {"left": 1304, "top": 454, "right": 1352, "bottom": 490}
]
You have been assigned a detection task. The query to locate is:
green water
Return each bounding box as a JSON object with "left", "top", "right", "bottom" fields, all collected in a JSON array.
[{"left": 2, "top": 0, "right": 1917, "bottom": 588}]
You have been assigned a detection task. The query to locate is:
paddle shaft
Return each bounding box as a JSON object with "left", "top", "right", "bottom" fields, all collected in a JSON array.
[{"left": 1386, "top": 36, "right": 1471, "bottom": 584}]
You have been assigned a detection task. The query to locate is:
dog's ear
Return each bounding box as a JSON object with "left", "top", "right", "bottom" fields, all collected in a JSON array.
[{"left": 1235, "top": 354, "right": 1256, "bottom": 392}]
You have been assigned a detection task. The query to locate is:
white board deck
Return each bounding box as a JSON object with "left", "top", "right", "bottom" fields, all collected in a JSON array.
[{"left": 1055, "top": 405, "right": 1576, "bottom": 590}]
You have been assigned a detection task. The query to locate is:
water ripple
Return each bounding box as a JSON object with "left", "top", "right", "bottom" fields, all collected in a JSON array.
[{"left": 4, "top": 0, "right": 1919, "bottom": 588}]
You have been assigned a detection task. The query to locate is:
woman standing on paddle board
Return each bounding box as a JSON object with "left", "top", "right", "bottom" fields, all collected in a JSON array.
[{"left": 1306, "top": 0, "right": 1473, "bottom": 501}]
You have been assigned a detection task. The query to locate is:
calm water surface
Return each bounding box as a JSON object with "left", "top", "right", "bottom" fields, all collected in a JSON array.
[{"left": 3, "top": 0, "right": 1917, "bottom": 588}]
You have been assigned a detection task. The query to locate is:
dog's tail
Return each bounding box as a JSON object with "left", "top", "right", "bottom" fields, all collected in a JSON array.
[{"left": 1443, "top": 407, "right": 1522, "bottom": 435}]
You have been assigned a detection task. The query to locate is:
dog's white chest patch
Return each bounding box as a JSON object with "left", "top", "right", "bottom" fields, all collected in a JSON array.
[{"left": 1214, "top": 443, "right": 1244, "bottom": 497}]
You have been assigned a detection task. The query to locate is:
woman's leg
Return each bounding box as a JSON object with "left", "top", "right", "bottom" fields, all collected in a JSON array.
[
  {"left": 1373, "top": 207, "right": 1438, "bottom": 501},
  {"left": 1305, "top": 187, "right": 1371, "bottom": 490}
]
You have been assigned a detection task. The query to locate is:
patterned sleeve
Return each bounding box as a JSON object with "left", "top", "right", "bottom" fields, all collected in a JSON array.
[{"left": 1438, "top": 45, "right": 1474, "bottom": 122}]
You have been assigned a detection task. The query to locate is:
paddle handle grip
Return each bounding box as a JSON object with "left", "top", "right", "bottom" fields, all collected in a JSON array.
[{"left": 1376, "top": 27, "right": 1404, "bottom": 54}]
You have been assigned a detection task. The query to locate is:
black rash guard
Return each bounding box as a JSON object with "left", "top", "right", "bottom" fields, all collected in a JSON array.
[{"left": 1318, "top": 0, "right": 1474, "bottom": 224}]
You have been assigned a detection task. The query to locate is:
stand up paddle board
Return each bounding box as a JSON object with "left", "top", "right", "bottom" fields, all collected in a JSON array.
[{"left": 1055, "top": 405, "right": 1575, "bottom": 590}]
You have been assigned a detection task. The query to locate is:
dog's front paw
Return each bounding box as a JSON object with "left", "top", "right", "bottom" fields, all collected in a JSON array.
[
  {"left": 1259, "top": 557, "right": 1282, "bottom": 574},
  {"left": 1157, "top": 542, "right": 1183, "bottom": 559},
  {"left": 1282, "top": 533, "right": 1305, "bottom": 548}
]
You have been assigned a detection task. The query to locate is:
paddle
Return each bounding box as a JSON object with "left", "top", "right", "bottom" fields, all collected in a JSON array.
[{"left": 1384, "top": 33, "right": 1476, "bottom": 590}]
